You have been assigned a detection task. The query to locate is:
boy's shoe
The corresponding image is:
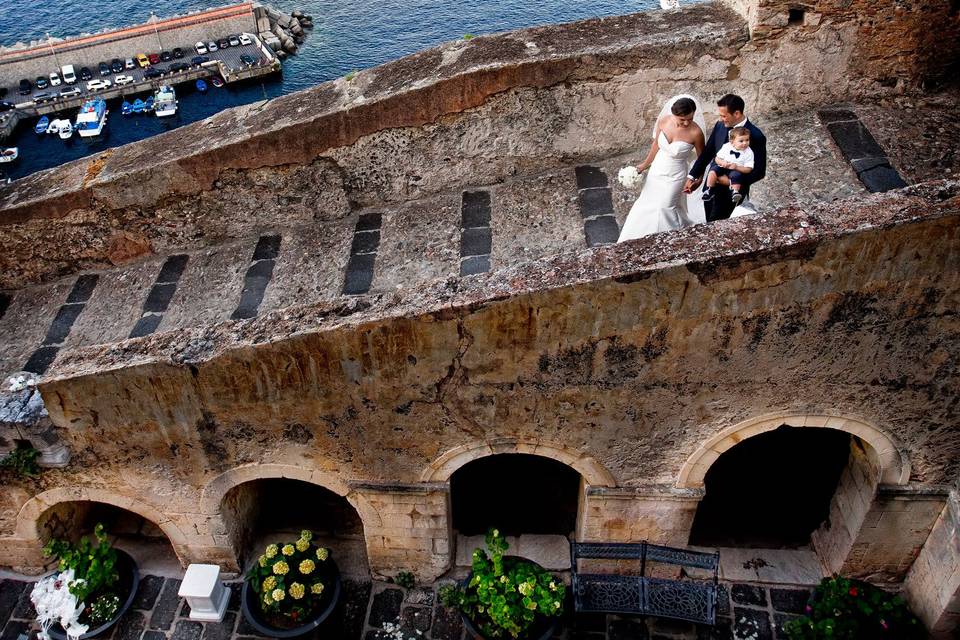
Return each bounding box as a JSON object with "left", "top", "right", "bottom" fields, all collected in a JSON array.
[
  {"left": 702, "top": 189, "right": 714, "bottom": 202},
  {"left": 731, "top": 191, "right": 744, "bottom": 206}
]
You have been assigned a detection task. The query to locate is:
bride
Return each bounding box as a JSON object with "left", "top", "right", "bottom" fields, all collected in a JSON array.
[{"left": 618, "top": 95, "right": 707, "bottom": 241}]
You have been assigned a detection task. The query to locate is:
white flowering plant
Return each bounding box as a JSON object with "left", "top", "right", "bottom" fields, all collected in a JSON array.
[
  {"left": 439, "top": 528, "right": 565, "bottom": 639},
  {"left": 245, "top": 530, "right": 332, "bottom": 626}
]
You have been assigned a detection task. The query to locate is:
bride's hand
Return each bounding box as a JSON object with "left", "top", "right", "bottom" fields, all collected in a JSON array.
[{"left": 636, "top": 163, "right": 649, "bottom": 173}]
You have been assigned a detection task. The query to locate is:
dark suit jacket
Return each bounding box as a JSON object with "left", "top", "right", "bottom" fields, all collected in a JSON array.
[{"left": 690, "top": 119, "right": 767, "bottom": 198}]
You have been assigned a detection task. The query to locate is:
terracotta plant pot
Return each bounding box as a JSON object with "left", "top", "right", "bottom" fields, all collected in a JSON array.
[
  {"left": 240, "top": 559, "right": 342, "bottom": 638},
  {"left": 48, "top": 549, "right": 140, "bottom": 640}
]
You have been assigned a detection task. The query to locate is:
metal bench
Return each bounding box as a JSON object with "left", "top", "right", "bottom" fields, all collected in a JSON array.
[{"left": 570, "top": 541, "right": 719, "bottom": 625}]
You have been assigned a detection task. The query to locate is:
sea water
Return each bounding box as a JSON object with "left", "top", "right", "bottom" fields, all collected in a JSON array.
[{"left": 0, "top": 0, "right": 661, "bottom": 180}]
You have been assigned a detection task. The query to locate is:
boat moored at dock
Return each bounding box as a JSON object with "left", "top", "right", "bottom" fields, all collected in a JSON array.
[
  {"left": 57, "top": 120, "right": 73, "bottom": 140},
  {"left": 34, "top": 116, "right": 49, "bottom": 134},
  {"left": 74, "top": 98, "right": 108, "bottom": 137},
  {"left": 153, "top": 86, "right": 178, "bottom": 117},
  {"left": 0, "top": 147, "right": 18, "bottom": 163}
]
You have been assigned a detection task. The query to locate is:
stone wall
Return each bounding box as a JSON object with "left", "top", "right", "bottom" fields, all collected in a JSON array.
[
  {"left": 904, "top": 492, "right": 960, "bottom": 638},
  {"left": 0, "top": 0, "right": 954, "bottom": 289}
]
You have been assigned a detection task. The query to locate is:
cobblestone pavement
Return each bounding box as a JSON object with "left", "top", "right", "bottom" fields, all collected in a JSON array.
[{"left": 0, "top": 575, "right": 813, "bottom": 640}]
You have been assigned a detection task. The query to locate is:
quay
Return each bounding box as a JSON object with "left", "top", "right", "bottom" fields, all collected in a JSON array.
[{"left": 0, "top": 3, "right": 283, "bottom": 138}]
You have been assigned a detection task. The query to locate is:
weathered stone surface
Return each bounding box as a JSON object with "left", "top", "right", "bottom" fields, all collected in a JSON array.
[
  {"left": 368, "top": 587, "right": 404, "bottom": 628},
  {"left": 133, "top": 574, "right": 165, "bottom": 611},
  {"left": 732, "top": 608, "right": 773, "bottom": 640},
  {"left": 150, "top": 579, "right": 183, "bottom": 630},
  {"left": 731, "top": 584, "right": 767, "bottom": 607},
  {"left": 769, "top": 587, "right": 811, "bottom": 615}
]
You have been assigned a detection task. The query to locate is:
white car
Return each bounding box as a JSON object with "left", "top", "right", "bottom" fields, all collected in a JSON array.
[
  {"left": 86, "top": 78, "right": 112, "bottom": 91},
  {"left": 207, "top": 40, "right": 218, "bottom": 52},
  {"left": 49, "top": 72, "right": 62, "bottom": 87},
  {"left": 114, "top": 74, "right": 134, "bottom": 86},
  {"left": 239, "top": 33, "right": 252, "bottom": 46},
  {"left": 125, "top": 58, "right": 136, "bottom": 69},
  {"left": 59, "top": 86, "right": 81, "bottom": 98},
  {"left": 195, "top": 41, "right": 208, "bottom": 55}
]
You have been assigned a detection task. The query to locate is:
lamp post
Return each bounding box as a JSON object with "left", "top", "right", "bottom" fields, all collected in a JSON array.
[
  {"left": 150, "top": 12, "right": 163, "bottom": 51},
  {"left": 46, "top": 32, "right": 61, "bottom": 69}
]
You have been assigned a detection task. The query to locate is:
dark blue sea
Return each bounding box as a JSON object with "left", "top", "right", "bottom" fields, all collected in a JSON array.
[{"left": 0, "top": 0, "right": 659, "bottom": 180}]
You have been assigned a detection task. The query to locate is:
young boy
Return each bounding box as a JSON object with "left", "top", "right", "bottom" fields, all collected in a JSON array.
[{"left": 702, "top": 126, "right": 754, "bottom": 206}]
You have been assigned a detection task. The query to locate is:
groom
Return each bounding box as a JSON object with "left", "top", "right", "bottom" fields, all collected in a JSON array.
[{"left": 684, "top": 94, "right": 767, "bottom": 222}]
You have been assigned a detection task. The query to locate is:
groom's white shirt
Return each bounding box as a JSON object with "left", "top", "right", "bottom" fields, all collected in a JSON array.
[{"left": 688, "top": 116, "right": 749, "bottom": 181}]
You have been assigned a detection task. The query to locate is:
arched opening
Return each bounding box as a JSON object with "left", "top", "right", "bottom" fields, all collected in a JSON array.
[
  {"left": 37, "top": 501, "right": 179, "bottom": 574},
  {"left": 220, "top": 478, "right": 369, "bottom": 577},
  {"left": 688, "top": 425, "right": 881, "bottom": 576},
  {"left": 449, "top": 454, "right": 583, "bottom": 568}
]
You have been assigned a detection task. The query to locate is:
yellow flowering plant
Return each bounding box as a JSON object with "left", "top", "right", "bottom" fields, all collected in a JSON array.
[{"left": 246, "top": 530, "right": 333, "bottom": 625}]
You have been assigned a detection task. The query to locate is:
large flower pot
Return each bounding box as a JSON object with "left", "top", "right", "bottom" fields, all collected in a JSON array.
[
  {"left": 241, "top": 559, "right": 342, "bottom": 638},
  {"left": 48, "top": 549, "right": 140, "bottom": 640}
]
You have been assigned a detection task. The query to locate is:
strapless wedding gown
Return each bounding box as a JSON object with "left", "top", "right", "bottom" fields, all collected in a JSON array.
[{"left": 618, "top": 131, "right": 705, "bottom": 241}]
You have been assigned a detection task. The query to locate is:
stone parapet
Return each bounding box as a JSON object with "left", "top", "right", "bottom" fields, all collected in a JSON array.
[{"left": 904, "top": 492, "right": 960, "bottom": 638}]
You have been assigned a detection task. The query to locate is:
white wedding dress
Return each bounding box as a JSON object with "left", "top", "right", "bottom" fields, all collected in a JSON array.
[{"left": 618, "top": 96, "right": 706, "bottom": 242}]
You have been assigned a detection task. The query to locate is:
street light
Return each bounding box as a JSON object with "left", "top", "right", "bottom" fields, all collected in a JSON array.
[
  {"left": 46, "top": 32, "right": 61, "bottom": 69},
  {"left": 150, "top": 12, "right": 163, "bottom": 51}
]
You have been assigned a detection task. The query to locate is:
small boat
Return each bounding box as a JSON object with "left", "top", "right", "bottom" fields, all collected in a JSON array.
[
  {"left": 57, "top": 120, "right": 73, "bottom": 140},
  {"left": 153, "top": 86, "right": 177, "bottom": 118},
  {"left": 121, "top": 100, "right": 133, "bottom": 115},
  {"left": 35, "top": 115, "right": 50, "bottom": 134},
  {"left": 144, "top": 96, "right": 155, "bottom": 112},
  {"left": 132, "top": 98, "right": 145, "bottom": 114},
  {"left": 211, "top": 76, "right": 224, "bottom": 88},
  {"left": 46, "top": 118, "right": 60, "bottom": 134},
  {"left": 195, "top": 79, "right": 208, "bottom": 92},
  {"left": 0, "top": 147, "right": 18, "bottom": 163},
  {"left": 74, "top": 98, "right": 108, "bottom": 138}
]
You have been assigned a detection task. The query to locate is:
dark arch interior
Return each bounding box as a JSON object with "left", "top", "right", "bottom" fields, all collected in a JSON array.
[
  {"left": 37, "top": 501, "right": 175, "bottom": 558},
  {"left": 221, "top": 478, "right": 365, "bottom": 568},
  {"left": 689, "top": 426, "right": 852, "bottom": 548},
  {"left": 450, "top": 453, "right": 581, "bottom": 536}
]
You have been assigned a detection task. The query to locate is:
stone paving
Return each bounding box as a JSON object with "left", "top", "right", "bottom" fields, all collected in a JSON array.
[{"left": 0, "top": 574, "right": 814, "bottom": 640}]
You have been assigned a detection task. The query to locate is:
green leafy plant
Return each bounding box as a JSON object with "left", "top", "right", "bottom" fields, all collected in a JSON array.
[
  {"left": 0, "top": 443, "right": 41, "bottom": 477},
  {"left": 783, "top": 575, "right": 924, "bottom": 639},
  {"left": 440, "top": 528, "right": 565, "bottom": 639},
  {"left": 463, "top": 33, "right": 475, "bottom": 40},
  {"left": 395, "top": 570, "right": 415, "bottom": 589},
  {"left": 246, "top": 530, "right": 333, "bottom": 627},
  {"left": 344, "top": 71, "right": 356, "bottom": 81},
  {"left": 43, "top": 523, "right": 123, "bottom": 624}
]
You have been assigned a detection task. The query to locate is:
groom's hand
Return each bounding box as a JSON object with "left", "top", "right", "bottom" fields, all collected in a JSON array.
[{"left": 683, "top": 178, "right": 701, "bottom": 193}]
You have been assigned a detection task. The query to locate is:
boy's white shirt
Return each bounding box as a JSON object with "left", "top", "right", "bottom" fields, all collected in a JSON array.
[{"left": 716, "top": 142, "right": 755, "bottom": 168}]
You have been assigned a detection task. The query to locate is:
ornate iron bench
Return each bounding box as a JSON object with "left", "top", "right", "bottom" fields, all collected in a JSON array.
[{"left": 570, "top": 541, "right": 720, "bottom": 625}]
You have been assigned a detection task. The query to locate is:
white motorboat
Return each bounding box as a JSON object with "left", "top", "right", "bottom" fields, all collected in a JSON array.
[
  {"left": 0, "top": 147, "right": 18, "bottom": 163},
  {"left": 153, "top": 86, "right": 177, "bottom": 118},
  {"left": 46, "top": 119, "right": 60, "bottom": 134},
  {"left": 74, "top": 98, "right": 108, "bottom": 138},
  {"left": 57, "top": 120, "right": 74, "bottom": 140}
]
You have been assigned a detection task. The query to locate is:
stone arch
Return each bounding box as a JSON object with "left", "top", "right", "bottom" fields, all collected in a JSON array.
[
  {"left": 677, "top": 412, "right": 910, "bottom": 489},
  {"left": 16, "top": 486, "right": 188, "bottom": 548},
  {"left": 421, "top": 439, "right": 617, "bottom": 487},
  {"left": 200, "top": 463, "right": 381, "bottom": 528}
]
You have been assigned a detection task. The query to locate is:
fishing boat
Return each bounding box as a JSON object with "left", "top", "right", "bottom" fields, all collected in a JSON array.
[
  {"left": 195, "top": 79, "right": 208, "bottom": 92},
  {"left": 153, "top": 86, "right": 177, "bottom": 117},
  {"left": 46, "top": 118, "right": 60, "bottom": 134},
  {"left": 121, "top": 100, "right": 133, "bottom": 115},
  {"left": 0, "top": 147, "right": 18, "bottom": 163},
  {"left": 57, "top": 120, "right": 73, "bottom": 140},
  {"left": 132, "top": 98, "right": 145, "bottom": 114},
  {"left": 144, "top": 96, "right": 155, "bottom": 112},
  {"left": 74, "top": 98, "right": 108, "bottom": 138},
  {"left": 35, "top": 115, "right": 50, "bottom": 134},
  {"left": 211, "top": 76, "right": 224, "bottom": 88}
]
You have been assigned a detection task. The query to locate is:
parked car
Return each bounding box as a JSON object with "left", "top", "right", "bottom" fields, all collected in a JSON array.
[
  {"left": 228, "top": 35, "right": 240, "bottom": 47},
  {"left": 86, "top": 78, "right": 112, "bottom": 91},
  {"left": 0, "top": 100, "right": 15, "bottom": 111},
  {"left": 111, "top": 58, "right": 124, "bottom": 73},
  {"left": 159, "top": 50, "right": 171, "bottom": 62},
  {"left": 169, "top": 62, "right": 190, "bottom": 73},
  {"left": 191, "top": 55, "right": 210, "bottom": 66},
  {"left": 33, "top": 92, "right": 56, "bottom": 104},
  {"left": 148, "top": 53, "right": 161, "bottom": 65},
  {"left": 0, "top": 87, "right": 6, "bottom": 98},
  {"left": 18, "top": 78, "right": 32, "bottom": 94},
  {"left": 136, "top": 53, "right": 150, "bottom": 68},
  {"left": 217, "top": 38, "right": 229, "bottom": 49},
  {"left": 240, "top": 54, "right": 256, "bottom": 66},
  {"left": 59, "top": 86, "right": 81, "bottom": 98},
  {"left": 114, "top": 74, "right": 134, "bottom": 86},
  {"left": 49, "top": 72, "right": 62, "bottom": 86},
  {"left": 172, "top": 47, "right": 184, "bottom": 59},
  {"left": 61, "top": 64, "right": 77, "bottom": 83},
  {"left": 144, "top": 68, "right": 162, "bottom": 79},
  {"left": 207, "top": 40, "right": 218, "bottom": 52},
  {"left": 98, "top": 61, "right": 110, "bottom": 76},
  {"left": 194, "top": 41, "right": 207, "bottom": 55},
  {"left": 239, "top": 33, "right": 252, "bottom": 46},
  {"left": 35, "top": 76, "right": 49, "bottom": 89},
  {"left": 79, "top": 66, "right": 93, "bottom": 80},
  {"left": 125, "top": 57, "right": 136, "bottom": 69}
]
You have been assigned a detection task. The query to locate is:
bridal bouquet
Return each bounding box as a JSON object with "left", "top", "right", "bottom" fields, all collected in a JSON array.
[{"left": 618, "top": 166, "right": 640, "bottom": 188}]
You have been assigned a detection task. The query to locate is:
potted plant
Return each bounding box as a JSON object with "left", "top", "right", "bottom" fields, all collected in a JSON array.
[
  {"left": 440, "top": 528, "right": 566, "bottom": 640},
  {"left": 32, "top": 523, "right": 140, "bottom": 640},
  {"left": 783, "top": 575, "right": 925, "bottom": 639},
  {"left": 241, "top": 530, "right": 341, "bottom": 638}
]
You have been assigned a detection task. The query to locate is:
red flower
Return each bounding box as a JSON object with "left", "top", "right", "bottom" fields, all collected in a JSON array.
[{"left": 849, "top": 587, "right": 858, "bottom": 596}]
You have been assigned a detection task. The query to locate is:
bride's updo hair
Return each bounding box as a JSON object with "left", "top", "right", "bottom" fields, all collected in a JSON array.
[{"left": 671, "top": 97, "right": 696, "bottom": 117}]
